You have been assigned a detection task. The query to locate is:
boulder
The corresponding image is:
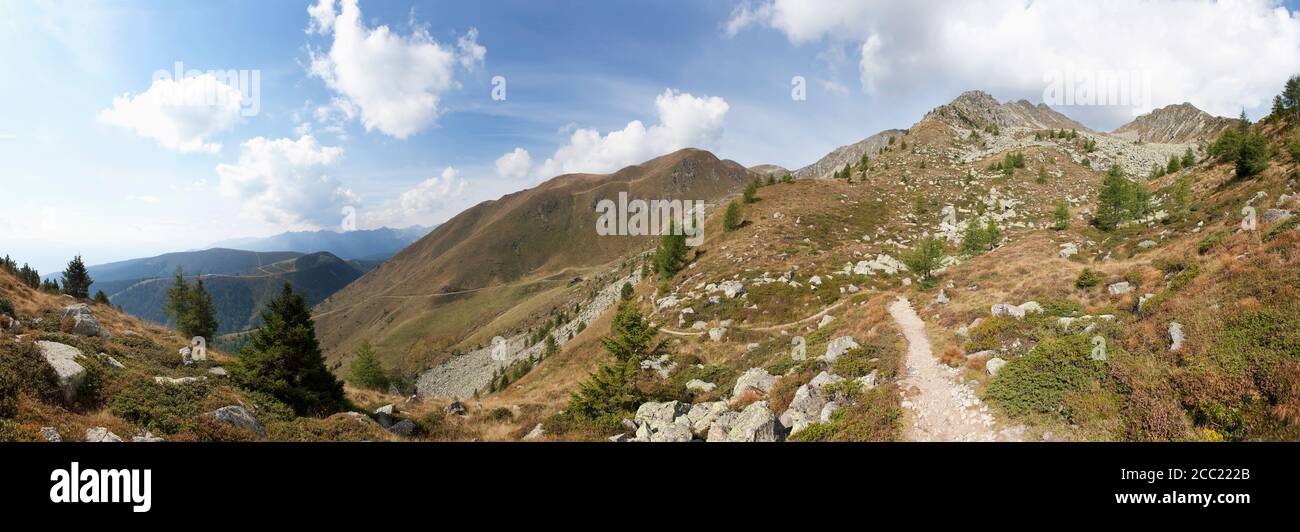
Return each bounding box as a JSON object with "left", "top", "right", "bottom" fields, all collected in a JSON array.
[
  {"left": 936, "top": 289, "right": 949, "bottom": 304},
  {"left": 203, "top": 405, "right": 267, "bottom": 438},
  {"left": 61, "top": 304, "right": 100, "bottom": 337},
  {"left": 40, "top": 427, "right": 61, "bottom": 442},
  {"left": 705, "top": 411, "right": 738, "bottom": 442},
  {"left": 685, "top": 379, "right": 716, "bottom": 393},
  {"left": 387, "top": 419, "right": 416, "bottom": 437},
  {"left": 1108, "top": 282, "right": 1133, "bottom": 295},
  {"left": 132, "top": 432, "right": 165, "bottom": 442},
  {"left": 649, "top": 418, "right": 694, "bottom": 442},
  {"left": 708, "top": 327, "right": 727, "bottom": 342},
  {"left": 986, "top": 357, "right": 1008, "bottom": 376},
  {"left": 36, "top": 341, "right": 85, "bottom": 403},
  {"left": 808, "top": 371, "right": 843, "bottom": 391},
  {"left": 855, "top": 370, "right": 879, "bottom": 390},
  {"left": 686, "top": 401, "right": 730, "bottom": 437},
  {"left": 1017, "top": 301, "right": 1043, "bottom": 315},
  {"left": 374, "top": 404, "right": 396, "bottom": 427},
  {"left": 522, "top": 423, "right": 546, "bottom": 440},
  {"left": 1169, "top": 322, "right": 1186, "bottom": 352},
  {"left": 1059, "top": 243, "right": 1079, "bottom": 258},
  {"left": 634, "top": 401, "right": 690, "bottom": 427},
  {"left": 731, "top": 368, "right": 777, "bottom": 398},
  {"left": 207, "top": 367, "right": 228, "bottom": 377},
  {"left": 779, "top": 384, "right": 825, "bottom": 435},
  {"left": 153, "top": 376, "right": 202, "bottom": 385},
  {"left": 719, "top": 280, "right": 746, "bottom": 298},
  {"left": 817, "top": 315, "right": 835, "bottom": 328},
  {"left": 727, "top": 401, "right": 780, "bottom": 442},
  {"left": 1262, "top": 209, "right": 1293, "bottom": 224},
  {"left": 822, "top": 336, "right": 860, "bottom": 362},
  {"left": 1138, "top": 240, "right": 1157, "bottom": 249},
  {"left": 85, "top": 427, "right": 122, "bottom": 442},
  {"left": 179, "top": 347, "right": 194, "bottom": 366},
  {"left": 819, "top": 401, "right": 840, "bottom": 423},
  {"left": 446, "top": 401, "right": 468, "bottom": 416},
  {"left": 991, "top": 303, "right": 1024, "bottom": 318},
  {"left": 790, "top": 336, "right": 807, "bottom": 360}
]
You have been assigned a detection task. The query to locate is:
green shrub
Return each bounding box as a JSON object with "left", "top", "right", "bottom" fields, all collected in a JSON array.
[
  {"left": 1075, "top": 268, "right": 1102, "bottom": 289},
  {"left": 110, "top": 379, "right": 212, "bottom": 434},
  {"left": 723, "top": 201, "right": 742, "bottom": 232},
  {"left": 0, "top": 419, "right": 40, "bottom": 442},
  {"left": 832, "top": 345, "right": 883, "bottom": 379},
  {"left": 0, "top": 339, "right": 61, "bottom": 405},
  {"left": 348, "top": 341, "right": 389, "bottom": 391},
  {"left": 0, "top": 369, "right": 17, "bottom": 418},
  {"left": 0, "top": 293, "right": 13, "bottom": 317},
  {"left": 984, "top": 335, "right": 1107, "bottom": 419},
  {"left": 1039, "top": 298, "right": 1085, "bottom": 317},
  {"left": 1197, "top": 230, "right": 1228, "bottom": 255}
]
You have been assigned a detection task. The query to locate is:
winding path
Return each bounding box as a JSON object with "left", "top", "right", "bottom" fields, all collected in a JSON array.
[{"left": 888, "top": 296, "right": 1023, "bottom": 442}]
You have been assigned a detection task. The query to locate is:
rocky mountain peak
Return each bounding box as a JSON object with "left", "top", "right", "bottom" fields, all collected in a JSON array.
[
  {"left": 1112, "top": 102, "right": 1237, "bottom": 143},
  {"left": 923, "top": 90, "right": 1087, "bottom": 132}
]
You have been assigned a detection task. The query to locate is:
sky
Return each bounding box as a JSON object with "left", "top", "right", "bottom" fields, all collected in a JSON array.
[{"left": 2, "top": 0, "right": 1300, "bottom": 273}]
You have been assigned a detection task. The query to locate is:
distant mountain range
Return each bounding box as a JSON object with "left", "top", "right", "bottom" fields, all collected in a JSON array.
[
  {"left": 209, "top": 226, "right": 431, "bottom": 260},
  {"left": 97, "top": 251, "right": 366, "bottom": 335}
]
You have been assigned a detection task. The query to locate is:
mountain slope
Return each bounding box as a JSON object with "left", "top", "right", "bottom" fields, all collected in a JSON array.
[
  {"left": 313, "top": 148, "right": 753, "bottom": 371},
  {"left": 209, "top": 226, "right": 430, "bottom": 260},
  {"left": 105, "top": 252, "right": 363, "bottom": 335},
  {"left": 794, "top": 128, "right": 908, "bottom": 179},
  {"left": 923, "top": 90, "right": 1089, "bottom": 132},
  {"left": 84, "top": 248, "right": 302, "bottom": 289},
  {"left": 1112, "top": 102, "right": 1238, "bottom": 143}
]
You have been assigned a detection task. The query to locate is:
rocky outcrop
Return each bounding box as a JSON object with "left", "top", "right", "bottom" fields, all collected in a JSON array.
[
  {"left": 1112, "top": 102, "right": 1236, "bottom": 143},
  {"left": 731, "top": 368, "right": 777, "bottom": 398},
  {"left": 924, "top": 90, "right": 1088, "bottom": 132},
  {"left": 727, "top": 401, "right": 780, "bottom": 442},
  {"left": 85, "top": 427, "right": 122, "bottom": 442},
  {"left": 61, "top": 304, "right": 101, "bottom": 337},
  {"left": 822, "top": 336, "right": 860, "bottom": 362}
]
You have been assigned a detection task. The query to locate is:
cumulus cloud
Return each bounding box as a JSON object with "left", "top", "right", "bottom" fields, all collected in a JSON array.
[
  {"left": 98, "top": 73, "right": 244, "bottom": 153},
  {"left": 215, "top": 135, "right": 357, "bottom": 228},
  {"left": 400, "top": 166, "right": 467, "bottom": 213},
  {"left": 728, "top": 0, "right": 1300, "bottom": 119},
  {"left": 499, "top": 89, "right": 729, "bottom": 181},
  {"left": 306, "top": 0, "right": 485, "bottom": 139},
  {"left": 494, "top": 147, "right": 532, "bottom": 179}
]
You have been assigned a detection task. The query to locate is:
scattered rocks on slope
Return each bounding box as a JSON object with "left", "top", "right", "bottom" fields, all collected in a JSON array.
[
  {"left": 41, "top": 427, "right": 61, "bottom": 442},
  {"left": 387, "top": 419, "right": 416, "bottom": 438},
  {"left": 1108, "top": 282, "right": 1133, "bottom": 295},
  {"left": 732, "top": 368, "right": 777, "bottom": 398},
  {"left": 986, "top": 358, "right": 1008, "bottom": 376},
  {"left": 523, "top": 423, "right": 545, "bottom": 440},
  {"left": 779, "top": 385, "right": 826, "bottom": 435},
  {"left": 685, "top": 379, "right": 716, "bottom": 393},
  {"left": 1168, "top": 322, "right": 1186, "bottom": 352},
  {"left": 446, "top": 401, "right": 468, "bottom": 416}
]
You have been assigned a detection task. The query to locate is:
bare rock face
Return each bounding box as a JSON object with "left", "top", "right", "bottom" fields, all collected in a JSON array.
[{"left": 923, "top": 90, "right": 1087, "bottom": 132}]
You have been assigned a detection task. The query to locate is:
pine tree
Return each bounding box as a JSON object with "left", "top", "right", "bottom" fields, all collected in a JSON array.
[
  {"left": 653, "top": 222, "right": 687, "bottom": 279},
  {"left": 92, "top": 290, "right": 111, "bottom": 305},
  {"left": 1053, "top": 201, "right": 1070, "bottom": 230},
  {"left": 229, "top": 282, "right": 344, "bottom": 416},
  {"left": 163, "top": 268, "right": 192, "bottom": 332},
  {"left": 60, "top": 255, "right": 92, "bottom": 299},
  {"left": 901, "top": 236, "right": 946, "bottom": 281},
  {"left": 960, "top": 221, "right": 988, "bottom": 255},
  {"left": 1181, "top": 147, "right": 1195, "bottom": 168},
  {"left": 600, "top": 302, "right": 665, "bottom": 363},
  {"left": 1172, "top": 175, "right": 1191, "bottom": 219},
  {"left": 1283, "top": 75, "right": 1300, "bottom": 116},
  {"left": 723, "top": 200, "right": 742, "bottom": 232},
  {"left": 544, "top": 334, "right": 559, "bottom": 358},
  {"left": 743, "top": 179, "right": 759, "bottom": 204},
  {"left": 620, "top": 281, "right": 634, "bottom": 301},
  {"left": 1036, "top": 166, "right": 1048, "bottom": 184},
  {"left": 348, "top": 340, "right": 388, "bottom": 391},
  {"left": 187, "top": 278, "right": 219, "bottom": 340},
  {"left": 1272, "top": 95, "right": 1286, "bottom": 118},
  {"left": 984, "top": 219, "right": 1001, "bottom": 250},
  {"left": 1166, "top": 154, "right": 1182, "bottom": 174}
]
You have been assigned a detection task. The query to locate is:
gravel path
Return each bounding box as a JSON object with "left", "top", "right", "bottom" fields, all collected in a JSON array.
[{"left": 888, "top": 296, "right": 1024, "bottom": 442}]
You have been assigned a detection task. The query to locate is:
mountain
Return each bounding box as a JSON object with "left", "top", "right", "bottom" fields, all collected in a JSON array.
[
  {"left": 794, "top": 128, "right": 908, "bottom": 179},
  {"left": 209, "top": 226, "right": 431, "bottom": 260},
  {"left": 82, "top": 248, "right": 303, "bottom": 289},
  {"left": 924, "top": 90, "right": 1090, "bottom": 133},
  {"left": 102, "top": 251, "right": 364, "bottom": 335},
  {"left": 748, "top": 164, "right": 790, "bottom": 177},
  {"left": 312, "top": 148, "right": 753, "bottom": 371},
  {"left": 1111, "top": 102, "right": 1238, "bottom": 143}
]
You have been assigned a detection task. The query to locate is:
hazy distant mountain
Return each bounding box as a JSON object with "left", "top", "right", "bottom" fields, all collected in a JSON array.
[
  {"left": 100, "top": 251, "right": 365, "bottom": 335},
  {"left": 85, "top": 248, "right": 304, "bottom": 288},
  {"left": 208, "top": 226, "right": 431, "bottom": 260}
]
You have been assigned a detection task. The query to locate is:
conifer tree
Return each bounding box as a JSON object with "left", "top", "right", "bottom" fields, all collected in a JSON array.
[
  {"left": 229, "top": 283, "right": 344, "bottom": 416},
  {"left": 60, "top": 255, "right": 92, "bottom": 299}
]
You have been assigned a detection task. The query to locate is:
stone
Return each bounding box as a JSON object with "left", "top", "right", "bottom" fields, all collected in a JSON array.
[
  {"left": 727, "top": 401, "right": 780, "bottom": 442},
  {"left": 207, "top": 367, "right": 228, "bottom": 377},
  {"left": 780, "top": 385, "right": 826, "bottom": 434},
  {"left": 991, "top": 303, "right": 1024, "bottom": 319},
  {"left": 649, "top": 418, "right": 694, "bottom": 442},
  {"left": 446, "top": 401, "right": 468, "bottom": 416},
  {"left": 855, "top": 370, "right": 879, "bottom": 390},
  {"left": 374, "top": 404, "right": 397, "bottom": 427},
  {"left": 153, "top": 376, "right": 202, "bottom": 385},
  {"left": 40, "top": 427, "right": 61, "bottom": 442},
  {"left": 809, "top": 371, "right": 843, "bottom": 391},
  {"left": 132, "top": 432, "right": 165, "bottom": 442},
  {"left": 36, "top": 341, "right": 85, "bottom": 403},
  {"left": 732, "top": 367, "right": 777, "bottom": 398},
  {"left": 179, "top": 347, "right": 194, "bottom": 366},
  {"left": 634, "top": 401, "right": 690, "bottom": 427},
  {"left": 708, "top": 327, "right": 727, "bottom": 342},
  {"left": 705, "top": 411, "right": 738, "bottom": 442},
  {"left": 686, "top": 401, "right": 730, "bottom": 437},
  {"left": 1138, "top": 240, "right": 1157, "bottom": 249},
  {"left": 61, "top": 304, "right": 100, "bottom": 337},
  {"left": 719, "top": 280, "right": 746, "bottom": 298},
  {"left": 387, "top": 419, "right": 416, "bottom": 437},
  {"left": 986, "top": 357, "right": 1008, "bottom": 376},
  {"left": 819, "top": 401, "right": 840, "bottom": 422},
  {"left": 822, "top": 336, "right": 860, "bottom": 362},
  {"left": 685, "top": 379, "right": 716, "bottom": 393},
  {"left": 608, "top": 434, "right": 628, "bottom": 442},
  {"left": 1108, "top": 282, "right": 1133, "bottom": 295},
  {"left": 1059, "top": 242, "right": 1079, "bottom": 258},
  {"left": 1262, "top": 209, "right": 1292, "bottom": 224},
  {"left": 85, "top": 427, "right": 122, "bottom": 442},
  {"left": 936, "top": 289, "right": 949, "bottom": 304},
  {"left": 204, "top": 405, "right": 267, "bottom": 438},
  {"left": 523, "top": 423, "right": 546, "bottom": 440},
  {"left": 817, "top": 315, "right": 835, "bottom": 328},
  {"left": 1169, "top": 322, "right": 1186, "bottom": 352},
  {"left": 790, "top": 336, "right": 807, "bottom": 360},
  {"left": 1017, "top": 301, "right": 1043, "bottom": 315}
]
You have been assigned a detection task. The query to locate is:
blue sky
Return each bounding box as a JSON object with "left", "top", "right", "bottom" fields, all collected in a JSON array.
[{"left": 3, "top": 0, "right": 1300, "bottom": 273}]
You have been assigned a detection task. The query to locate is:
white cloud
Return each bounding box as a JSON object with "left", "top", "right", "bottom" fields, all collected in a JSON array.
[
  {"left": 494, "top": 147, "right": 532, "bottom": 179},
  {"left": 728, "top": 0, "right": 1300, "bottom": 119},
  {"left": 215, "top": 135, "right": 356, "bottom": 228},
  {"left": 457, "top": 27, "right": 487, "bottom": 70},
  {"left": 98, "top": 73, "right": 244, "bottom": 153},
  {"left": 515, "top": 89, "right": 729, "bottom": 180},
  {"left": 400, "top": 166, "right": 467, "bottom": 213},
  {"left": 306, "top": 0, "right": 484, "bottom": 139}
]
